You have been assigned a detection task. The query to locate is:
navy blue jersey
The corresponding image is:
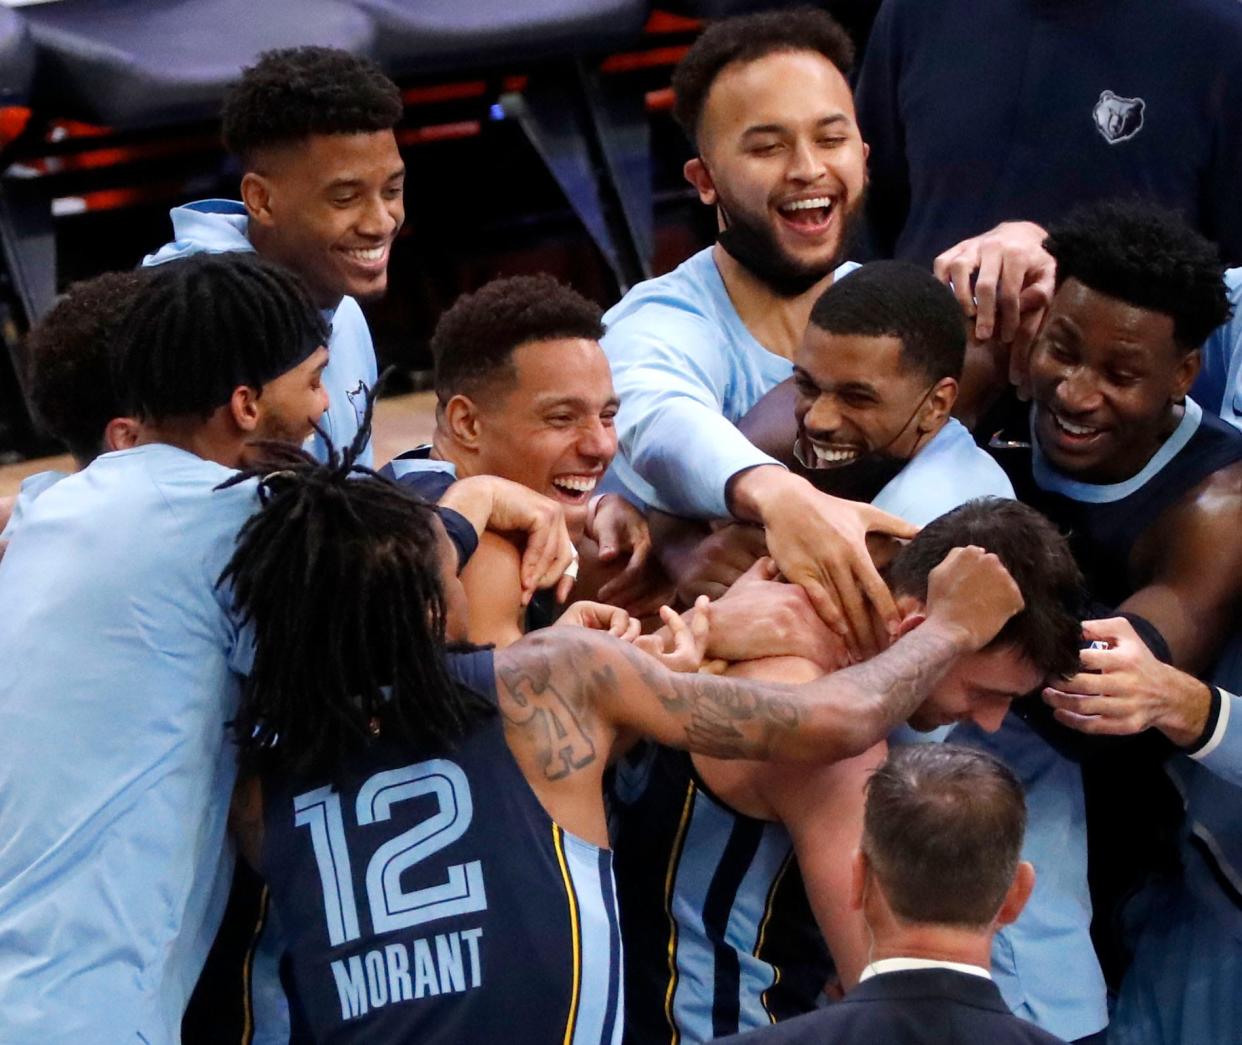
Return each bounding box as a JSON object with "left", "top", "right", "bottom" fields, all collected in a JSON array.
[
  {"left": 260, "top": 650, "right": 623, "bottom": 1044},
  {"left": 994, "top": 398, "right": 1242, "bottom": 982},
  {"left": 996, "top": 400, "right": 1242, "bottom": 606},
  {"left": 612, "top": 744, "right": 831, "bottom": 1044}
]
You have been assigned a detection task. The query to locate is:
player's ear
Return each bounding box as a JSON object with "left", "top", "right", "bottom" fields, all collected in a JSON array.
[
  {"left": 240, "top": 172, "right": 275, "bottom": 226},
  {"left": 1172, "top": 346, "right": 1201, "bottom": 402},
  {"left": 443, "top": 394, "right": 483, "bottom": 450},
  {"left": 103, "top": 416, "right": 142, "bottom": 451},
  {"left": 920, "top": 377, "right": 958, "bottom": 431},
  {"left": 684, "top": 157, "right": 718, "bottom": 206},
  {"left": 892, "top": 595, "right": 925, "bottom": 638},
  {"left": 996, "top": 860, "right": 1035, "bottom": 927},
  {"left": 229, "top": 385, "right": 262, "bottom": 433}
]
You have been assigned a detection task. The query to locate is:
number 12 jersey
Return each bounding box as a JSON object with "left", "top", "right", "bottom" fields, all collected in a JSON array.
[{"left": 259, "top": 650, "right": 624, "bottom": 1044}]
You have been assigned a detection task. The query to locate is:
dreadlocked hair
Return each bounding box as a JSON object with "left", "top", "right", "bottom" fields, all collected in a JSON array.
[
  {"left": 115, "top": 252, "right": 328, "bottom": 423},
  {"left": 218, "top": 402, "right": 492, "bottom": 779}
]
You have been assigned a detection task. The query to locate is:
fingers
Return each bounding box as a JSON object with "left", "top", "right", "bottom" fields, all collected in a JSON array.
[
  {"left": 1044, "top": 682, "right": 1109, "bottom": 708},
  {"left": 1080, "top": 617, "right": 1135, "bottom": 645},
  {"left": 551, "top": 542, "right": 578, "bottom": 604},
  {"left": 858, "top": 504, "right": 920, "bottom": 540},
  {"left": 995, "top": 247, "right": 1026, "bottom": 343},
  {"left": 973, "top": 243, "right": 1003, "bottom": 342},
  {"left": 690, "top": 594, "right": 711, "bottom": 655},
  {"left": 821, "top": 556, "right": 877, "bottom": 661},
  {"left": 800, "top": 577, "right": 851, "bottom": 651},
  {"left": 854, "top": 553, "right": 900, "bottom": 641},
  {"left": 728, "top": 555, "right": 780, "bottom": 591},
  {"left": 935, "top": 245, "right": 980, "bottom": 319},
  {"left": 621, "top": 616, "right": 642, "bottom": 643}
]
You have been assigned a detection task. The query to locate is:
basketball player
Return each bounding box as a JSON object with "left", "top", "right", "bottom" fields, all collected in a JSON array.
[
  {"left": 383, "top": 274, "right": 662, "bottom": 630},
  {"left": 998, "top": 200, "right": 1242, "bottom": 1044},
  {"left": 0, "top": 270, "right": 146, "bottom": 551},
  {"left": 145, "top": 46, "right": 405, "bottom": 465},
  {"left": 612, "top": 499, "right": 1082, "bottom": 1043},
  {"left": 219, "top": 435, "right": 1025, "bottom": 1042}
]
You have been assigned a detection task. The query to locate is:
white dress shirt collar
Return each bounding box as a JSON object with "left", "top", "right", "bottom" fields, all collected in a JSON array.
[{"left": 859, "top": 957, "right": 992, "bottom": 982}]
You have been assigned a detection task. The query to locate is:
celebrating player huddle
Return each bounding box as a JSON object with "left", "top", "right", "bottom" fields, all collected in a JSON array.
[{"left": 1, "top": 9, "right": 1241, "bottom": 1045}]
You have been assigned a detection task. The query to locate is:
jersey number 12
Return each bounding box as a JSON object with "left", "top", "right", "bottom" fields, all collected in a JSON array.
[{"left": 293, "top": 758, "right": 488, "bottom": 946}]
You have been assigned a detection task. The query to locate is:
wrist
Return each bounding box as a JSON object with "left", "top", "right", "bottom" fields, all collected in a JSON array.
[
  {"left": 726, "top": 464, "right": 800, "bottom": 524},
  {"left": 435, "top": 476, "right": 493, "bottom": 537},
  {"left": 920, "top": 613, "right": 983, "bottom": 656},
  {"left": 1157, "top": 670, "right": 1214, "bottom": 748}
]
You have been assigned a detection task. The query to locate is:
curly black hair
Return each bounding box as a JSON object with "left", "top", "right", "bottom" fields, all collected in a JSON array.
[
  {"left": 115, "top": 253, "right": 328, "bottom": 423},
  {"left": 218, "top": 396, "right": 492, "bottom": 778},
  {"left": 1044, "top": 199, "right": 1233, "bottom": 350},
  {"left": 222, "top": 46, "right": 402, "bottom": 163},
  {"left": 24, "top": 269, "right": 148, "bottom": 463},
  {"left": 672, "top": 7, "right": 855, "bottom": 146},
  {"left": 810, "top": 261, "right": 966, "bottom": 383},
  {"left": 431, "top": 274, "right": 605, "bottom": 404},
  {"left": 888, "top": 498, "right": 1085, "bottom": 679}
]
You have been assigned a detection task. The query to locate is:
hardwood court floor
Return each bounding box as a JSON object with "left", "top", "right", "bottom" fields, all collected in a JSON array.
[{"left": 0, "top": 391, "right": 439, "bottom": 498}]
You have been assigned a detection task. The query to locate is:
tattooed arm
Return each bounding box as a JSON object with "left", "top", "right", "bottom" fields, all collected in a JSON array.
[{"left": 495, "top": 546, "right": 1024, "bottom": 767}]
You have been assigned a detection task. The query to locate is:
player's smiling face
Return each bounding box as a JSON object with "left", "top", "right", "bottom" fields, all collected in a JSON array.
[
  {"left": 688, "top": 49, "right": 867, "bottom": 289},
  {"left": 249, "top": 131, "right": 405, "bottom": 309},
  {"left": 253, "top": 345, "right": 331, "bottom": 445},
  {"left": 792, "top": 329, "right": 930, "bottom": 471},
  {"left": 473, "top": 337, "right": 619, "bottom": 507},
  {"left": 1029, "top": 279, "right": 1200, "bottom": 484}
]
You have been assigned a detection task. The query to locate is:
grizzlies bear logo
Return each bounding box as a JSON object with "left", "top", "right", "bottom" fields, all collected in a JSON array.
[
  {"left": 346, "top": 380, "right": 369, "bottom": 427},
  {"left": 1093, "top": 91, "right": 1145, "bottom": 145}
]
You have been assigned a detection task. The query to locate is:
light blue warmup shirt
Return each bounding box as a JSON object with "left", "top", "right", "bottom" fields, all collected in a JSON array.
[
  {"left": 872, "top": 426, "right": 1106, "bottom": 1041},
  {"left": 602, "top": 246, "right": 857, "bottom": 517},
  {"left": 0, "top": 444, "right": 258, "bottom": 1044},
  {"left": 0, "top": 467, "right": 67, "bottom": 541},
  {"left": 1192, "top": 266, "right": 1242, "bottom": 433},
  {"left": 143, "top": 199, "right": 377, "bottom": 466}
]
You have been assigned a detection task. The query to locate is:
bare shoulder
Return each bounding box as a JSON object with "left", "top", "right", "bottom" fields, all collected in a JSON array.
[{"left": 1141, "top": 459, "right": 1242, "bottom": 577}]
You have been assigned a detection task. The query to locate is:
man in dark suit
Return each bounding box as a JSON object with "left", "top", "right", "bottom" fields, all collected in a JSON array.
[{"left": 715, "top": 744, "right": 1067, "bottom": 1044}]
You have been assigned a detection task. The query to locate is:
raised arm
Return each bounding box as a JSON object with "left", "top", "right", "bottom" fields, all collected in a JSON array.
[{"left": 495, "top": 545, "right": 1023, "bottom": 767}]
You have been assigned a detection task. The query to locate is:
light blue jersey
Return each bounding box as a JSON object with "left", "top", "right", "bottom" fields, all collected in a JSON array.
[
  {"left": 0, "top": 444, "right": 258, "bottom": 1044},
  {"left": 143, "top": 199, "right": 377, "bottom": 466},
  {"left": 0, "top": 467, "right": 67, "bottom": 541},
  {"left": 1192, "top": 266, "right": 1242, "bottom": 433},
  {"left": 871, "top": 417, "right": 1012, "bottom": 526},
  {"left": 874, "top": 428, "right": 1106, "bottom": 1041},
  {"left": 601, "top": 247, "right": 857, "bottom": 517}
]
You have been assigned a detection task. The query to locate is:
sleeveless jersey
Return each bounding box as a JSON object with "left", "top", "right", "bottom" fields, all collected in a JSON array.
[
  {"left": 260, "top": 650, "right": 624, "bottom": 1044},
  {"left": 997, "top": 398, "right": 1242, "bottom": 606},
  {"left": 611, "top": 744, "right": 831, "bottom": 1044},
  {"left": 994, "top": 398, "right": 1242, "bottom": 969}
]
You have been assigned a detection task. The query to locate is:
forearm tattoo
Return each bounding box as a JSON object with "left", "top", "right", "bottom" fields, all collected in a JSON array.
[
  {"left": 613, "top": 640, "right": 802, "bottom": 760},
  {"left": 829, "top": 625, "right": 967, "bottom": 731}
]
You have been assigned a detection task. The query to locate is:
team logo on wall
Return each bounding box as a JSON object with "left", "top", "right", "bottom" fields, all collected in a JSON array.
[{"left": 1093, "top": 91, "right": 1145, "bottom": 144}]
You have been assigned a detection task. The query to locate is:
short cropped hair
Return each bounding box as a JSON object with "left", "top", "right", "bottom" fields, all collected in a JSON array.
[
  {"left": 24, "top": 270, "right": 147, "bottom": 463},
  {"left": 114, "top": 253, "right": 328, "bottom": 423},
  {"left": 431, "top": 274, "right": 605, "bottom": 404},
  {"left": 863, "top": 744, "right": 1027, "bottom": 928},
  {"left": 1044, "top": 199, "right": 1232, "bottom": 350},
  {"left": 672, "top": 8, "right": 855, "bottom": 146},
  {"left": 809, "top": 261, "right": 966, "bottom": 383},
  {"left": 888, "top": 498, "right": 1083, "bottom": 678},
  {"left": 222, "top": 46, "right": 402, "bottom": 164}
]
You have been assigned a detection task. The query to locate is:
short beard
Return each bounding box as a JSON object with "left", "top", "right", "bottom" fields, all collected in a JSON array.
[{"left": 716, "top": 191, "right": 862, "bottom": 299}]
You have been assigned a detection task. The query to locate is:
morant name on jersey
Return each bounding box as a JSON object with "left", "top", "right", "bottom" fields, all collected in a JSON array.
[{"left": 330, "top": 925, "right": 484, "bottom": 1022}]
